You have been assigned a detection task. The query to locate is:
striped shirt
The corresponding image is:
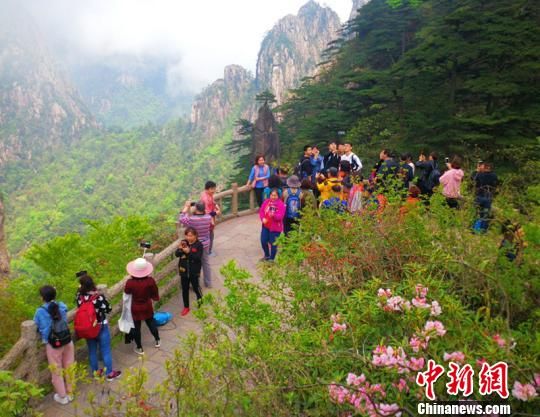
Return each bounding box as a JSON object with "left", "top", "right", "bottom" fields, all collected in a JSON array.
[{"left": 179, "top": 213, "right": 212, "bottom": 249}]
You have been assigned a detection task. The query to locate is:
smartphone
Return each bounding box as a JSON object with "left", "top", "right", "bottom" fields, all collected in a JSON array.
[{"left": 445, "top": 157, "right": 449, "bottom": 163}]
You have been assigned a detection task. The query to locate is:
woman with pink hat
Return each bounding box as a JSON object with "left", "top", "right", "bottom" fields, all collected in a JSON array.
[{"left": 124, "top": 258, "right": 160, "bottom": 355}]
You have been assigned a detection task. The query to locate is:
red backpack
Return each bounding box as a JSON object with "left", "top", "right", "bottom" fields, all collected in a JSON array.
[{"left": 74, "top": 295, "right": 101, "bottom": 339}]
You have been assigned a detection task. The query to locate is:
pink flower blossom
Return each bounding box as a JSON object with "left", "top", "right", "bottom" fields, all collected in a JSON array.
[
  {"left": 412, "top": 297, "right": 430, "bottom": 309},
  {"left": 476, "top": 358, "right": 487, "bottom": 367},
  {"left": 378, "top": 288, "right": 392, "bottom": 298},
  {"left": 409, "top": 336, "right": 428, "bottom": 353},
  {"left": 377, "top": 402, "right": 402, "bottom": 417},
  {"left": 424, "top": 320, "right": 446, "bottom": 336},
  {"left": 393, "top": 378, "right": 409, "bottom": 393},
  {"left": 332, "top": 322, "right": 347, "bottom": 333},
  {"left": 415, "top": 284, "right": 428, "bottom": 298},
  {"left": 386, "top": 296, "right": 405, "bottom": 312},
  {"left": 346, "top": 373, "right": 366, "bottom": 386},
  {"left": 329, "top": 384, "right": 349, "bottom": 404},
  {"left": 492, "top": 334, "right": 506, "bottom": 347},
  {"left": 534, "top": 373, "right": 540, "bottom": 387},
  {"left": 407, "top": 357, "right": 425, "bottom": 371},
  {"left": 430, "top": 300, "right": 442, "bottom": 316},
  {"left": 512, "top": 381, "right": 538, "bottom": 401},
  {"left": 443, "top": 351, "right": 465, "bottom": 363}
]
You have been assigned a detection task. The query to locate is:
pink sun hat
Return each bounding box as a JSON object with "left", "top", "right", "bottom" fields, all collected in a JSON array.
[{"left": 126, "top": 257, "right": 154, "bottom": 278}]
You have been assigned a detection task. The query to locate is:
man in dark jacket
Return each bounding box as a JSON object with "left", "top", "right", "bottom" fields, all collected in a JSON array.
[
  {"left": 472, "top": 161, "right": 498, "bottom": 226},
  {"left": 323, "top": 141, "right": 340, "bottom": 174},
  {"left": 415, "top": 152, "right": 440, "bottom": 196}
]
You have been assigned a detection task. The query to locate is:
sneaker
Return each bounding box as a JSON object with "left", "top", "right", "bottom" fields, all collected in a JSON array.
[
  {"left": 181, "top": 307, "right": 190, "bottom": 316},
  {"left": 154, "top": 340, "right": 161, "bottom": 348},
  {"left": 106, "top": 370, "right": 122, "bottom": 381},
  {"left": 134, "top": 347, "right": 145, "bottom": 355},
  {"left": 53, "top": 393, "right": 70, "bottom": 405}
]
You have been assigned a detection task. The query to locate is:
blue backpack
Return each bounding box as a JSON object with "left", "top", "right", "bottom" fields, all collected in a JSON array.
[
  {"left": 154, "top": 311, "right": 172, "bottom": 326},
  {"left": 285, "top": 188, "right": 301, "bottom": 219}
]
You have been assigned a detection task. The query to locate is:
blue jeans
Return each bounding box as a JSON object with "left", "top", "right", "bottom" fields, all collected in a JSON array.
[
  {"left": 87, "top": 324, "right": 113, "bottom": 373},
  {"left": 261, "top": 227, "right": 280, "bottom": 260}
]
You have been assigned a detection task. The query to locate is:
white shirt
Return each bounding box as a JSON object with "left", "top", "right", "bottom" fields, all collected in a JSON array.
[{"left": 341, "top": 152, "right": 363, "bottom": 172}]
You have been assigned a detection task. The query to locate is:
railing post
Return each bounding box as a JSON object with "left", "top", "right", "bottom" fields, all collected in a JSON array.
[
  {"left": 249, "top": 189, "right": 255, "bottom": 210},
  {"left": 231, "top": 183, "right": 239, "bottom": 216}
]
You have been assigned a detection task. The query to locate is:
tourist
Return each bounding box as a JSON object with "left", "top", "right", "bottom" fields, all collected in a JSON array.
[
  {"left": 297, "top": 145, "right": 314, "bottom": 180},
  {"left": 400, "top": 153, "right": 415, "bottom": 189},
  {"left": 337, "top": 143, "right": 346, "bottom": 157},
  {"left": 75, "top": 272, "right": 121, "bottom": 380},
  {"left": 179, "top": 201, "right": 213, "bottom": 287},
  {"left": 263, "top": 174, "right": 283, "bottom": 200},
  {"left": 323, "top": 141, "right": 340, "bottom": 174},
  {"left": 283, "top": 175, "right": 303, "bottom": 236},
  {"left": 472, "top": 161, "right": 498, "bottom": 231},
  {"left": 300, "top": 178, "right": 317, "bottom": 210},
  {"left": 499, "top": 221, "right": 527, "bottom": 263},
  {"left": 34, "top": 285, "right": 75, "bottom": 405},
  {"left": 277, "top": 167, "right": 289, "bottom": 187},
  {"left": 316, "top": 167, "right": 342, "bottom": 205},
  {"left": 310, "top": 145, "right": 324, "bottom": 181},
  {"left": 399, "top": 185, "right": 422, "bottom": 220},
  {"left": 340, "top": 142, "right": 362, "bottom": 174},
  {"left": 439, "top": 156, "right": 464, "bottom": 208},
  {"left": 124, "top": 258, "right": 160, "bottom": 355},
  {"left": 259, "top": 189, "right": 286, "bottom": 261},
  {"left": 200, "top": 180, "right": 220, "bottom": 254},
  {"left": 175, "top": 227, "right": 203, "bottom": 316},
  {"left": 376, "top": 149, "right": 400, "bottom": 192},
  {"left": 415, "top": 151, "right": 440, "bottom": 196},
  {"left": 247, "top": 155, "right": 271, "bottom": 207},
  {"left": 339, "top": 160, "right": 352, "bottom": 180}
]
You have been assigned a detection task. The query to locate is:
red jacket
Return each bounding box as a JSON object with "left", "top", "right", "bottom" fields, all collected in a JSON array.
[{"left": 124, "top": 276, "right": 159, "bottom": 321}]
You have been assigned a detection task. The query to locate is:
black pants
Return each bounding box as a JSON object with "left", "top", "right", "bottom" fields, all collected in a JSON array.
[
  {"left": 446, "top": 198, "right": 459, "bottom": 209},
  {"left": 181, "top": 273, "right": 203, "bottom": 308},
  {"left": 133, "top": 318, "right": 160, "bottom": 349},
  {"left": 254, "top": 188, "right": 264, "bottom": 207},
  {"left": 284, "top": 217, "right": 299, "bottom": 236}
]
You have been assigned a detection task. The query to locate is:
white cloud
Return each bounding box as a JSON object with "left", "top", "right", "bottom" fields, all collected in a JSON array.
[{"left": 21, "top": 0, "right": 352, "bottom": 92}]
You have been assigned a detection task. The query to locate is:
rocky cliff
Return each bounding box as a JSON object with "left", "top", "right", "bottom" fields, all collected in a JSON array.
[
  {"left": 255, "top": 0, "right": 341, "bottom": 105},
  {"left": 0, "top": 2, "right": 96, "bottom": 166},
  {"left": 349, "top": 0, "right": 370, "bottom": 20},
  {"left": 0, "top": 196, "right": 9, "bottom": 282},
  {"left": 190, "top": 65, "right": 254, "bottom": 136}
]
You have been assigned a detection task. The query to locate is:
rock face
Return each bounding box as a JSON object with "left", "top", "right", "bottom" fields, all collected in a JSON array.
[
  {"left": 0, "top": 2, "right": 96, "bottom": 166},
  {"left": 349, "top": 0, "right": 370, "bottom": 20},
  {"left": 252, "top": 103, "right": 280, "bottom": 164},
  {"left": 255, "top": 0, "right": 341, "bottom": 105},
  {"left": 190, "top": 65, "right": 254, "bottom": 136},
  {"left": 0, "top": 197, "right": 9, "bottom": 281}
]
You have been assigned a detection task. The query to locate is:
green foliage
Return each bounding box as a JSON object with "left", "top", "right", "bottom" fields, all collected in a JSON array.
[
  {"left": 280, "top": 0, "right": 540, "bottom": 169},
  {"left": 0, "top": 371, "right": 43, "bottom": 417},
  {"left": 255, "top": 90, "right": 277, "bottom": 105}
]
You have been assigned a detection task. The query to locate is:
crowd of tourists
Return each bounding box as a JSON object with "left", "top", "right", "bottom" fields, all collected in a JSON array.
[
  {"left": 246, "top": 140, "right": 523, "bottom": 263},
  {"left": 34, "top": 141, "right": 523, "bottom": 407}
]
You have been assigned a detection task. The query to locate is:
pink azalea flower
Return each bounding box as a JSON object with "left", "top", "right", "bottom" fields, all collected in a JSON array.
[
  {"left": 409, "top": 336, "right": 427, "bottom": 353},
  {"left": 534, "top": 373, "right": 540, "bottom": 387},
  {"left": 407, "top": 357, "right": 425, "bottom": 371},
  {"left": 332, "top": 322, "right": 347, "bottom": 333},
  {"left": 424, "top": 320, "right": 446, "bottom": 336},
  {"left": 443, "top": 351, "right": 465, "bottom": 363},
  {"left": 393, "top": 378, "right": 409, "bottom": 393},
  {"left": 512, "top": 381, "right": 538, "bottom": 401},
  {"left": 476, "top": 358, "right": 487, "bottom": 367},
  {"left": 492, "top": 334, "right": 506, "bottom": 347},
  {"left": 373, "top": 345, "right": 387, "bottom": 355},
  {"left": 346, "top": 373, "right": 366, "bottom": 386},
  {"left": 430, "top": 300, "right": 442, "bottom": 316},
  {"left": 412, "top": 297, "right": 430, "bottom": 309},
  {"left": 378, "top": 288, "right": 392, "bottom": 298},
  {"left": 377, "top": 402, "right": 402, "bottom": 417},
  {"left": 386, "top": 296, "right": 405, "bottom": 311},
  {"left": 415, "top": 284, "right": 428, "bottom": 298}
]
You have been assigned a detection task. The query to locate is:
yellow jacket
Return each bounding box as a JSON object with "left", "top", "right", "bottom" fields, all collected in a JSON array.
[{"left": 317, "top": 177, "right": 342, "bottom": 203}]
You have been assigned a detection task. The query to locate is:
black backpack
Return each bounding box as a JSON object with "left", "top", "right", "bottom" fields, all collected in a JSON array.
[{"left": 42, "top": 304, "right": 72, "bottom": 348}]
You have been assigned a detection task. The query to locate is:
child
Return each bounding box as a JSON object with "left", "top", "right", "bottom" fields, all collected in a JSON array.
[
  {"left": 175, "top": 227, "right": 204, "bottom": 316},
  {"left": 283, "top": 175, "right": 303, "bottom": 236}
]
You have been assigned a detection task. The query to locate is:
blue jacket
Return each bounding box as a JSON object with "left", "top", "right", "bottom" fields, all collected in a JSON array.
[{"left": 34, "top": 301, "right": 69, "bottom": 344}]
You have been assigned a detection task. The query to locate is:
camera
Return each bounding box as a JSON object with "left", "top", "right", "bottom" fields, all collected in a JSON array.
[
  {"left": 190, "top": 202, "right": 197, "bottom": 207},
  {"left": 139, "top": 241, "right": 151, "bottom": 249},
  {"left": 445, "top": 157, "right": 449, "bottom": 163}
]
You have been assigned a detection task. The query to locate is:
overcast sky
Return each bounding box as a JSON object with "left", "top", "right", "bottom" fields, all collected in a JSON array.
[{"left": 20, "top": 0, "right": 353, "bottom": 93}]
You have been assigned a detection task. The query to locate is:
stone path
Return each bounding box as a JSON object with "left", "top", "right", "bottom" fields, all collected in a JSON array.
[{"left": 39, "top": 214, "right": 261, "bottom": 416}]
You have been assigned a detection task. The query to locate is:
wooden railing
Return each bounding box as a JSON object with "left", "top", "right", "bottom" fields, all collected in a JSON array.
[{"left": 0, "top": 184, "right": 257, "bottom": 384}]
